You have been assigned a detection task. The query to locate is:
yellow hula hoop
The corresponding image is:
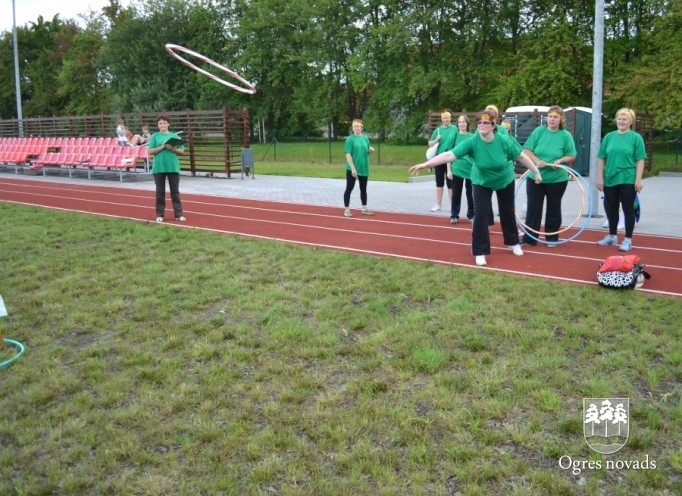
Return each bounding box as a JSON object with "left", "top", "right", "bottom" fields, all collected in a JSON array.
[
  {"left": 165, "top": 44, "right": 256, "bottom": 95},
  {"left": 515, "top": 164, "right": 587, "bottom": 237}
]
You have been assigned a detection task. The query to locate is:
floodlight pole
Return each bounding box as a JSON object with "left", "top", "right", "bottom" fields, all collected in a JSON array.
[
  {"left": 588, "top": 0, "right": 605, "bottom": 216},
  {"left": 12, "top": 0, "right": 25, "bottom": 137}
]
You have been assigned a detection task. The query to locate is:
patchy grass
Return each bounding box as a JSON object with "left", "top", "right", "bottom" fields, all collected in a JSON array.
[{"left": 0, "top": 203, "right": 680, "bottom": 495}]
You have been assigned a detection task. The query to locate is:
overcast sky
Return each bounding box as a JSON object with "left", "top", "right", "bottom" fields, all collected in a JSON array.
[{"left": 1, "top": 1, "right": 129, "bottom": 35}]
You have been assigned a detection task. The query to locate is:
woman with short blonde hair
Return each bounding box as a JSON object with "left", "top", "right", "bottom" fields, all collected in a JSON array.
[
  {"left": 596, "top": 108, "right": 647, "bottom": 252},
  {"left": 343, "top": 119, "right": 375, "bottom": 217},
  {"left": 426, "top": 109, "right": 457, "bottom": 212}
]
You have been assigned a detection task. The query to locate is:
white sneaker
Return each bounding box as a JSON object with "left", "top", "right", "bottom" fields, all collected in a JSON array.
[
  {"left": 597, "top": 234, "right": 618, "bottom": 246},
  {"left": 344, "top": 208, "right": 353, "bottom": 218},
  {"left": 619, "top": 237, "right": 632, "bottom": 251},
  {"left": 511, "top": 244, "right": 524, "bottom": 256},
  {"left": 430, "top": 204, "right": 441, "bottom": 212},
  {"left": 475, "top": 255, "right": 487, "bottom": 266}
]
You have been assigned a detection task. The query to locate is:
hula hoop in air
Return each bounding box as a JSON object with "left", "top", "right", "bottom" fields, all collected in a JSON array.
[
  {"left": 165, "top": 43, "right": 256, "bottom": 95},
  {"left": 515, "top": 164, "right": 594, "bottom": 246},
  {"left": 1, "top": 339, "right": 25, "bottom": 368}
]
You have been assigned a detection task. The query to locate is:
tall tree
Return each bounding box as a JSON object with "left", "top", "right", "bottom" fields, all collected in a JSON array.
[
  {"left": 488, "top": 12, "right": 592, "bottom": 107},
  {"left": 14, "top": 16, "right": 78, "bottom": 117},
  {"left": 607, "top": 0, "right": 682, "bottom": 127},
  {"left": 57, "top": 17, "right": 110, "bottom": 115}
]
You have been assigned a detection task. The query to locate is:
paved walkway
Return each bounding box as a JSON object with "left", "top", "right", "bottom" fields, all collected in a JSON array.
[{"left": 5, "top": 170, "right": 681, "bottom": 238}]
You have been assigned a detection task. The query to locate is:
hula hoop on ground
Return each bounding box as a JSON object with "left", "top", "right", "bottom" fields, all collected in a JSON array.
[
  {"left": 165, "top": 43, "right": 256, "bottom": 95},
  {"left": 515, "top": 164, "right": 593, "bottom": 246},
  {"left": 1, "top": 339, "right": 25, "bottom": 368}
]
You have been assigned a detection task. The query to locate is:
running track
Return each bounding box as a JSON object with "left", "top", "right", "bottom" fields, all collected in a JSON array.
[{"left": 1, "top": 176, "right": 681, "bottom": 298}]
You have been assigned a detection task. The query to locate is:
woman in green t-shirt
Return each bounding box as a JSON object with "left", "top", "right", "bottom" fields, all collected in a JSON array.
[
  {"left": 446, "top": 114, "right": 475, "bottom": 224},
  {"left": 148, "top": 115, "right": 186, "bottom": 223},
  {"left": 596, "top": 108, "right": 647, "bottom": 252},
  {"left": 427, "top": 110, "right": 458, "bottom": 212},
  {"left": 410, "top": 110, "right": 543, "bottom": 267},
  {"left": 521, "top": 106, "right": 577, "bottom": 247},
  {"left": 343, "top": 119, "right": 375, "bottom": 217}
]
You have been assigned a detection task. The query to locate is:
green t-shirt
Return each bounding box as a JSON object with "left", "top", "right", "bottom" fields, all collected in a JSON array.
[
  {"left": 450, "top": 132, "right": 474, "bottom": 179},
  {"left": 430, "top": 125, "right": 458, "bottom": 154},
  {"left": 524, "top": 126, "right": 577, "bottom": 184},
  {"left": 597, "top": 130, "right": 647, "bottom": 187},
  {"left": 453, "top": 133, "right": 522, "bottom": 190},
  {"left": 344, "top": 134, "right": 372, "bottom": 177},
  {"left": 148, "top": 132, "right": 183, "bottom": 174},
  {"left": 474, "top": 124, "right": 515, "bottom": 168}
]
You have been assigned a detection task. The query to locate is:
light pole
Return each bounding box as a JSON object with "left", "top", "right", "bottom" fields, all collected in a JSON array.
[
  {"left": 12, "top": 0, "right": 24, "bottom": 136},
  {"left": 588, "top": 0, "right": 605, "bottom": 216}
]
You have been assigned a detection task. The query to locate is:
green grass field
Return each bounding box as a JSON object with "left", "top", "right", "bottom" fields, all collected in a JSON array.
[
  {"left": 184, "top": 139, "right": 681, "bottom": 182},
  {"left": 245, "top": 142, "right": 682, "bottom": 181},
  {"left": 0, "top": 203, "right": 680, "bottom": 495}
]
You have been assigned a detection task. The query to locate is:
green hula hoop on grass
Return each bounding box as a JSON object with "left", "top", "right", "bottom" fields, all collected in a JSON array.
[{"left": 1, "top": 339, "right": 25, "bottom": 368}]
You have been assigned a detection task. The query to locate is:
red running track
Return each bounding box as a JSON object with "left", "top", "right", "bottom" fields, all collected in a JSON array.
[{"left": 1, "top": 176, "right": 681, "bottom": 298}]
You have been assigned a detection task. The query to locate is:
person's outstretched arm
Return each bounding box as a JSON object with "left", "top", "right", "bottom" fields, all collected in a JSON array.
[{"left": 409, "top": 150, "right": 456, "bottom": 175}]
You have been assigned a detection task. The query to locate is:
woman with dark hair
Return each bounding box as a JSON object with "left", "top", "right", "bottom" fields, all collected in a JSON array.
[
  {"left": 148, "top": 115, "right": 186, "bottom": 223},
  {"left": 447, "top": 113, "right": 475, "bottom": 224},
  {"left": 410, "top": 110, "right": 542, "bottom": 266},
  {"left": 520, "top": 106, "right": 577, "bottom": 247},
  {"left": 596, "top": 108, "right": 646, "bottom": 252}
]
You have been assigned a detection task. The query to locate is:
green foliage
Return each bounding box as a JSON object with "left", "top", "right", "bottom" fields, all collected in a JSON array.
[
  {"left": 490, "top": 14, "right": 592, "bottom": 107},
  {"left": 0, "top": 0, "right": 679, "bottom": 133},
  {"left": 608, "top": 0, "right": 682, "bottom": 128},
  {"left": 58, "top": 25, "right": 109, "bottom": 115}
]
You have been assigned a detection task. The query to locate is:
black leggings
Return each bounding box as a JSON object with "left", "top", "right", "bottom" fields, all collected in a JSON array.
[
  {"left": 434, "top": 164, "right": 453, "bottom": 189},
  {"left": 344, "top": 169, "right": 368, "bottom": 207},
  {"left": 523, "top": 180, "right": 568, "bottom": 243},
  {"left": 451, "top": 175, "right": 473, "bottom": 219},
  {"left": 603, "top": 184, "right": 636, "bottom": 238}
]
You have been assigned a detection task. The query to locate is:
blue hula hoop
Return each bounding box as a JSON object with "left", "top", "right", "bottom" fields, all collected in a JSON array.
[
  {"left": 1, "top": 338, "right": 25, "bottom": 368},
  {"left": 515, "top": 165, "right": 594, "bottom": 246}
]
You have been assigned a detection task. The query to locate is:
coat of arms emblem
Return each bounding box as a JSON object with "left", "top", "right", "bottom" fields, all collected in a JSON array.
[{"left": 583, "top": 398, "right": 629, "bottom": 454}]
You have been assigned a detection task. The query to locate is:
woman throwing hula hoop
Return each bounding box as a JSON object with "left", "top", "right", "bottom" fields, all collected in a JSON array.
[
  {"left": 410, "top": 110, "right": 542, "bottom": 267},
  {"left": 520, "top": 106, "right": 577, "bottom": 248}
]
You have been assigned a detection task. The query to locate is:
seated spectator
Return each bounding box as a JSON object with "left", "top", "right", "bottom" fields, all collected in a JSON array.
[
  {"left": 116, "top": 119, "right": 142, "bottom": 147},
  {"left": 135, "top": 125, "right": 151, "bottom": 146}
]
